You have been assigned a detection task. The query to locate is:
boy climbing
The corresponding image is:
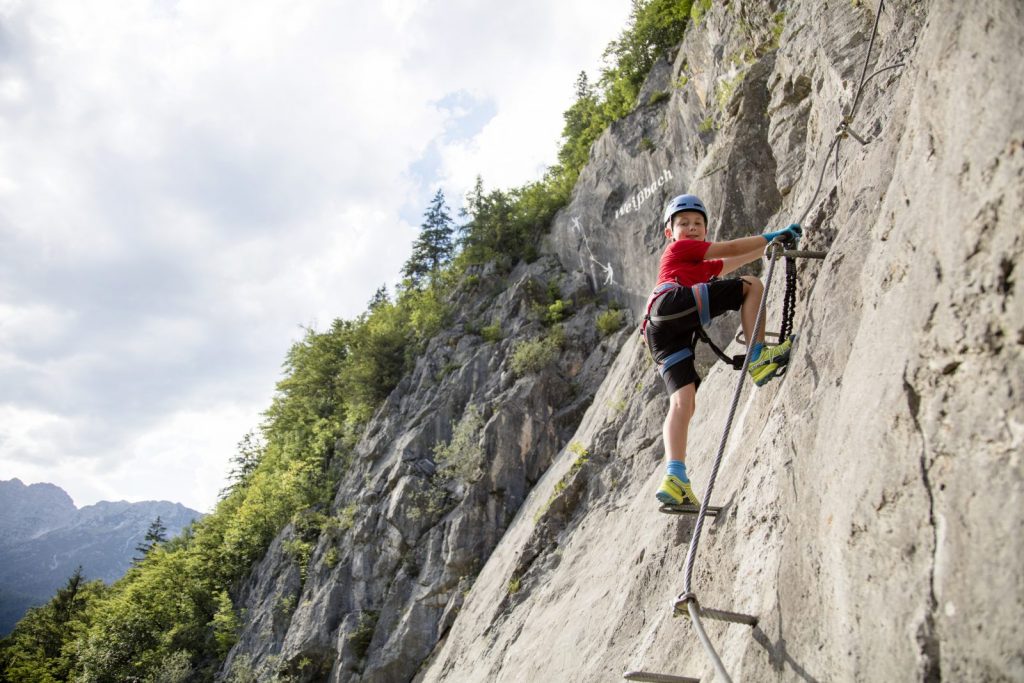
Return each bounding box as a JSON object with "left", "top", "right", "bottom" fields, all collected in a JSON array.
[{"left": 642, "top": 194, "right": 800, "bottom": 507}]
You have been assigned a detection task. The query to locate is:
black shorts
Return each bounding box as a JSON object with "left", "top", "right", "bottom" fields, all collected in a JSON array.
[{"left": 646, "top": 278, "right": 745, "bottom": 395}]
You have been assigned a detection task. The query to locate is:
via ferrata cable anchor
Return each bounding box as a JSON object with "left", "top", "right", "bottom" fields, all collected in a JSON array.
[
  {"left": 673, "top": 592, "right": 699, "bottom": 617},
  {"left": 836, "top": 115, "right": 870, "bottom": 146}
]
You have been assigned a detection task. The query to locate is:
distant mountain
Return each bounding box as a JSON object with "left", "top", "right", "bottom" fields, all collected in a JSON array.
[
  {"left": 0, "top": 479, "right": 77, "bottom": 546},
  {"left": 0, "top": 478, "right": 203, "bottom": 635}
]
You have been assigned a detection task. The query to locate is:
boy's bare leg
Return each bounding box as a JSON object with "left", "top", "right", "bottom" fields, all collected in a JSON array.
[
  {"left": 742, "top": 274, "right": 794, "bottom": 386},
  {"left": 657, "top": 382, "right": 701, "bottom": 505},
  {"left": 739, "top": 276, "right": 766, "bottom": 346},
  {"left": 663, "top": 383, "right": 696, "bottom": 462}
]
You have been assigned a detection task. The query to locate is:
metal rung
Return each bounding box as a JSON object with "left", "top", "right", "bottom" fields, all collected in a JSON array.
[
  {"left": 782, "top": 249, "right": 828, "bottom": 259},
  {"left": 623, "top": 671, "right": 700, "bottom": 683},
  {"left": 735, "top": 330, "right": 782, "bottom": 345},
  {"left": 672, "top": 597, "right": 758, "bottom": 626},
  {"left": 658, "top": 504, "right": 721, "bottom": 517},
  {"left": 700, "top": 607, "right": 758, "bottom": 626}
]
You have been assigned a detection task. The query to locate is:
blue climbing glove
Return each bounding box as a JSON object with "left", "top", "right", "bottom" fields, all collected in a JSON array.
[{"left": 763, "top": 223, "right": 802, "bottom": 244}]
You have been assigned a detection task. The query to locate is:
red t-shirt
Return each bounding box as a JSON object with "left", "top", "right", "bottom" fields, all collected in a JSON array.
[{"left": 656, "top": 239, "right": 723, "bottom": 286}]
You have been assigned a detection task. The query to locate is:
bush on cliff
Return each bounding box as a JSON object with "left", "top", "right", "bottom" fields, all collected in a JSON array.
[{"left": 459, "top": 0, "right": 691, "bottom": 269}]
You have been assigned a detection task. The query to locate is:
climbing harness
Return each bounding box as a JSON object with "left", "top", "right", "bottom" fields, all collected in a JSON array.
[
  {"left": 641, "top": 281, "right": 745, "bottom": 378},
  {"left": 628, "top": 2, "right": 906, "bottom": 681}
]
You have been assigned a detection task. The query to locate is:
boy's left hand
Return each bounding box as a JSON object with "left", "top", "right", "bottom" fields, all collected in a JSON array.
[{"left": 763, "top": 223, "right": 802, "bottom": 243}]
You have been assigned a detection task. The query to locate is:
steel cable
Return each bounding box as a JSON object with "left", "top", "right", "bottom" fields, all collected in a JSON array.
[{"left": 673, "top": 2, "right": 895, "bottom": 680}]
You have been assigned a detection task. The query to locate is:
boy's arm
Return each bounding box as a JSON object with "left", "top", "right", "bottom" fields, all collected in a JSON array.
[
  {"left": 718, "top": 250, "right": 764, "bottom": 276},
  {"left": 704, "top": 235, "right": 766, "bottom": 259},
  {"left": 705, "top": 223, "right": 801, "bottom": 259}
]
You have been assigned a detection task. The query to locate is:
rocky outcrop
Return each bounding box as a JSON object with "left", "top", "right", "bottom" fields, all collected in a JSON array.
[
  {"left": 224, "top": 0, "right": 1023, "bottom": 680},
  {"left": 222, "top": 257, "right": 632, "bottom": 682}
]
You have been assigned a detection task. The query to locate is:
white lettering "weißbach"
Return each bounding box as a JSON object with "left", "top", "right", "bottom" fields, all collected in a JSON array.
[{"left": 613, "top": 168, "right": 673, "bottom": 220}]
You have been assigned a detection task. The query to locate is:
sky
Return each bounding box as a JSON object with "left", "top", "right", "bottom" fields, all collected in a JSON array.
[{"left": 0, "top": 0, "right": 633, "bottom": 513}]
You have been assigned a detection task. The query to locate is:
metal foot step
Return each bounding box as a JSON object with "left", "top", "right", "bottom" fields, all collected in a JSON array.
[
  {"left": 671, "top": 593, "right": 761, "bottom": 626},
  {"left": 658, "top": 504, "right": 721, "bottom": 516},
  {"left": 623, "top": 671, "right": 700, "bottom": 683},
  {"left": 735, "top": 330, "right": 802, "bottom": 345},
  {"left": 699, "top": 607, "right": 758, "bottom": 626},
  {"left": 672, "top": 596, "right": 757, "bottom": 625}
]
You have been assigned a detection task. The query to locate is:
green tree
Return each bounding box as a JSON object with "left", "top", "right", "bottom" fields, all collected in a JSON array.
[
  {"left": 598, "top": 0, "right": 692, "bottom": 121},
  {"left": 550, "top": 0, "right": 693, "bottom": 193},
  {"left": 133, "top": 517, "right": 168, "bottom": 565},
  {"left": 336, "top": 303, "right": 405, "bottom": 426},
  {"left": 402, "top": 189, "right": 455, "bottom": 288},
  {"left": 556, "top": 71, "right": 605, "bottom": 184},
  {"left": 211, "top": 590, "right": 240, "bottom": 658},
  {"left": 75, "top": 549, "right": 202, "bottom": 681},
  {"left": 0, "top": 568, "right": 106, "bottom": 682},
  {"left": 219, "top": 430, "right": 266, "bottom": 499},
  {"left": 366, "top": 284, "right": 390, "bottom": 311},
  {"left": 457, "top": 179, "right": 560, "bottom": 268},
  {"left": 457, "top": 175, "right": 485, "bottom": 243}
]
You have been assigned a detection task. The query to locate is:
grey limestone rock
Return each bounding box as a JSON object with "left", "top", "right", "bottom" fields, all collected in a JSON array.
[
  {"left": 418, "top": 0, "right": 1024, "bottom": 681},
  {"left": 221, "top": 255, "right": 632, "bottom": 681},
  {"left": 224, "top": 0, "right": 1023, "bottom": 681}
]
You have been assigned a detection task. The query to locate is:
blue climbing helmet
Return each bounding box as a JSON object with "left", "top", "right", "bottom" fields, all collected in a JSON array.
[{"left": 662, "top": 194, "right": 708, "bottom": 228}]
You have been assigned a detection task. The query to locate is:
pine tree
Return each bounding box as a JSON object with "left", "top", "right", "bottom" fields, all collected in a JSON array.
[
  {"left": 0, "top": 567, "right": 104, "bottom": 681},
  {"left": 367, "top": 285, "right": 390, "bottom": 311},
  {"left": 24, "top": 566, "right": 86, "bottom": 662},
  {"left": 219, "top": 430, "right": 266, "bottom": 499},
  {"left": 133, "top": 516, "right": 167, "bottom": 564},
  {"left": 558, "top": 71, "right": 603, "bottom": 175},
  {"left": 50, "top": 566, "right": 85, "bottom": 630},
  {"left": 402, "top": 189, "right": 455, "bottom": 288},
  {"left": 462, "top": 176, "right": 485, "bottom": 221}
]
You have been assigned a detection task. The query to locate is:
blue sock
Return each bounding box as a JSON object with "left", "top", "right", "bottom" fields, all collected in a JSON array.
[
  {"left": 752, "top": 342, "right": 765, "bottom": 361},
  {"left": 666, "top": 460, "right": 688, "bottom": 482}
]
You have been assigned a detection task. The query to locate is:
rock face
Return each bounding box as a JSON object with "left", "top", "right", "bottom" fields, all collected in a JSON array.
[
  {"left": 224, "top": 0, "right": 1023, "bottom": 681},
  {"left": 0, "top": 479, "right": 202, "bottom": 635},
  {"left": 222, "top": 257, "right": 632, "bottom": 682}
]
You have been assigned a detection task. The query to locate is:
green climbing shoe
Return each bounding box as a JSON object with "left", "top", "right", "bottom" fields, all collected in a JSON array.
[
  {"left": 656, "top": 475, "right": 700, "bottom": 506},
  {"left": 748, "top": 338, "right": 793, "bottom": 387}
]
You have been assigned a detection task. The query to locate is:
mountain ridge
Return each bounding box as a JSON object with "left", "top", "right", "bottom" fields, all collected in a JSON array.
[{"left": 0, "top": 478, "right": 202, "bottom": 635}]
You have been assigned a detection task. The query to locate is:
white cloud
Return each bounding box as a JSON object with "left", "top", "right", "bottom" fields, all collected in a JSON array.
[
  {"left": 0, "top": 301, "right": 77, "bottom": 349},
  {"left": 0, "top": 405, "right": 82, "bottom": 466},
  {"left": 0, "top": 402, "right": 260, "bottom": 512},
  {"left": 0, "top": 0, "right": 633, "bottom": 510},
  {"left": 115, "top": 402, "right": 265, "bottom": 512}
]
